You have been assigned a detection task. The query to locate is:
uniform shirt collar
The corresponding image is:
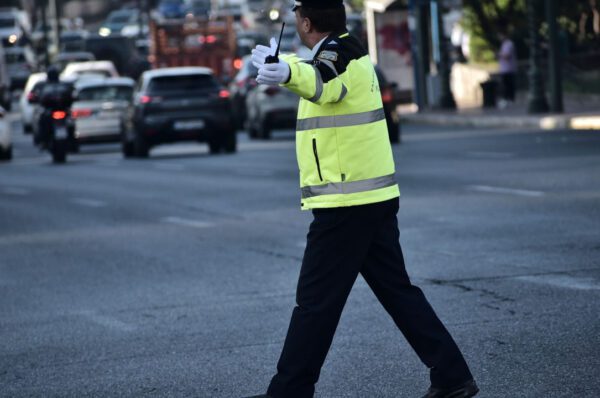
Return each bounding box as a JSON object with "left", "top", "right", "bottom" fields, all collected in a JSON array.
[{"left": 310, "top": 36, "right": 329, "bottom": 59}]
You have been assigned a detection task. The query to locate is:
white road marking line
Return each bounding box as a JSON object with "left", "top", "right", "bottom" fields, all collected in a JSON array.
[
  {"left": 70, "top": 198, "right": 108, "bottom": 208},
  {"left": 515, "top": 275, "right": 600, "bottom": 291},
  {"left": 2, "top": 187, "right": 30, "bottom": 195},
  {"left": 466, "top": 151, "right": 515, "bottom": 159},
  {"left": 153, "top": 163, "right": 186, "bottom": 171},
  {"left": 468, "top": 185, "right": 545, "bottom": 197},
  {"left": 162, "top": 216, "right": 214, "bottom": 229},
  {"left": 79, "top": 311, "right": 136, "bottom": 332}
]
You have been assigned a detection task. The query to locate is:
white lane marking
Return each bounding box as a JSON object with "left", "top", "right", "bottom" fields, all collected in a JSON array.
[
  {"left": 79, "top": 311, "right": 136, "bottom": 332},
  {"left": 162, "top": 216, "right": 214, "bottom": 229},
  {"left": 516, "top": 275, "right": 600, "bottom": 291},
  {"left": 70, "top": 198, "right": 108, "bottom": 208},
  {"left": 468, "top": 185, "right": 545, "bottom": 197},
  {"left": 466, "top": 151, "right": 515, "bottom": 159},
  {"left": 153, "top": 163, "right": 186, "bottom": 171},
  {"left": 2, "top": 187, "right": 30, "bottom": 196}
]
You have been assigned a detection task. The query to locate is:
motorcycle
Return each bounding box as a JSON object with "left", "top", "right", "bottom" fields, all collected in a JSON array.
[{"left": 47, "top": 109, "right": 71, "bottom": 163}]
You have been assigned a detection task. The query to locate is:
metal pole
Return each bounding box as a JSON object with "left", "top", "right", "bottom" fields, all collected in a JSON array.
[
  {"left": 40, "top": 0, "right": 49, "bottom": 68},
  {"left": 526, "top": 0, "right": 549, "bottom": 114},
  {"left": 434, "top": 0, "right": 456, "bottom": 110},
  {"left": 546, "top": 0, "right": 563, "bottom": 113},
  {"left": 415, "top": 1, "right": 429, "bottom": 110}
]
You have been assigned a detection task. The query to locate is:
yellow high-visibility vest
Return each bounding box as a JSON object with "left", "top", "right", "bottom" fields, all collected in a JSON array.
[{"left": 281, "top": 32, "right": 400, "bottom": 210}]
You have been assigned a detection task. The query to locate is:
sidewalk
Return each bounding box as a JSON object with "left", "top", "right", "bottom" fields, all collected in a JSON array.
[{"left": 401, "top": 93, "right": 600, "bottom": 130}]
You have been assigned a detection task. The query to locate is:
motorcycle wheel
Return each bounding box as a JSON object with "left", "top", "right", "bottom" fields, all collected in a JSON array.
[{"left": 52, "top": 140, "right": 67, "bottom": 164}]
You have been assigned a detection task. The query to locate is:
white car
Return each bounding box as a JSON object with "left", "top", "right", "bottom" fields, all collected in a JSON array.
[
  {"left": 19, "top": 72, "right": 46, "bottom": 133},
  {"left": 60, "top": 61, "right": 119, "bottom": 81},
  {"left": 0, "top": 105, "right": 12, "bottom": 160}
]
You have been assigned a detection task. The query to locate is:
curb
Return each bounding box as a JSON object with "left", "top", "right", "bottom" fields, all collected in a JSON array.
[{"left": 402, "top": 112, "right": 600, "bottom": 130}]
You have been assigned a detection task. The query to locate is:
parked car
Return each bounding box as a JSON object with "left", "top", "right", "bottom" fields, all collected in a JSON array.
[
  {"left": 124, "top": 67, "right": 236, "bottom": 157},
  {"left": 0, "top": 105, "right": 11, "bottom": 160},
  {"left": 20, "top": 72, "right": 46, "bottom": 133},
  {"left": 229, "top": 55, "right": 257, "bottom": 129},
  {"left": 99, "top": 9, "right": 139, "bottom": 37},
  {"left": 54, "top": 51, "right": 96, "bottom": 72},
  {"left": 61, "top": 61, "right": 119, "bottom": 81},
  {"left": 374, "top": 66, "right": 401, "bottom": 144},
  {"left": 0, "top": 10, "right": 23, "bottom": 46},
  {"left": 71, "top": 77, "right": 134, "bottom": 145},
  {"left": 4, "top": 45, "right": 35, "bottom": 90},
  {"left": 245, "top": 84, "right": 298, "bottom": 139}
]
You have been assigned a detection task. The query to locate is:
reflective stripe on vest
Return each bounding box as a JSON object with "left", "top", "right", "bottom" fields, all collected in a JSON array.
[
  {"left": 308, "top": 65, "right": 324, "bottom": 103},
  {"left": 301, "top": 173, "right": 396, "bottom": 199},
  {"left": 296, "top": 108, "right": 385, "bottom": 132}
]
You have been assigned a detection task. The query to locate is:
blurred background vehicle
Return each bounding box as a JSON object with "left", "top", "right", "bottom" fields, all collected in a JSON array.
[
  {"left": 4, "top": 45, "right": 36, "bottom": 90},
  {"left": 375, "top": 66, "right": 401, "bottom": 144},
  {"left": 0, "top": 105, "right": 11, "bottom": 160},
  {"left": 0, "top": 7, "right": 28, "bottom": 47},
  {"left": 59, "top": 30, "right": 89, "bottom": 52},
  {"left": 20, "top": 71, "right": 46, "bottom": 133},
  {"left": 0, "top": 42, "right": 11, "bottom": 110},
  {"left": 229, "top": 54, "right": 257, "bottom": 130},
  {"left": 99, "top": 9, "right": 140, "bottom": 37},
  {"left": 61, "top": 60, "right": 119, "bottom": 80},
  {"left": 71, "top": 77, "right": 135, "bottom": 146},
  {"left": 124, "top": 66, "right": 236, "bottom": 158},
  {"left": 158, "top": 0, "right": 186, "bottom": 20},
  {"left": 246, "top": 84, "right": 298, "bottom": 140},
  {"left": 184, "top": 0, "right": 211, "bottom": 19},
  {"left": 54, "top": 51, "right": 96, "bottom": 72}
]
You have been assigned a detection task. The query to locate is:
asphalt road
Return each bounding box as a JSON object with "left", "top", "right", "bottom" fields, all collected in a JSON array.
[{"left": 1, "top": 111, "right": 599, "bottom": 397}]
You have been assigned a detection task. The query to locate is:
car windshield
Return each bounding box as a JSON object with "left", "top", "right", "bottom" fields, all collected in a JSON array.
[
  {"left": 0, "top": 18, "right": 15, "bottom": 28},
  {"left": 148, "top": 74, "right": 217, "bottom": 93},
  {"left": 108, "top": 13, "right": 133, "bottom": 23},
  {"left": 78, "top": 85, "right": 133, "bottom": 101}
]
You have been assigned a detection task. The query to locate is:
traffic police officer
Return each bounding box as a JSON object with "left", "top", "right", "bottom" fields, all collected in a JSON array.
[{"left": 246, "top": 1, "right": 478, "bottom": 397}]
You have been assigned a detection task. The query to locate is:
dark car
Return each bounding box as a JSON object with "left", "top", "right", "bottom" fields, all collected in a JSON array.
[
  {"left": 375, "top": 66, "right": 401, "bottom": 144},
  {"left": 124, "top": 67, "right": 236, "bottom": 158}
]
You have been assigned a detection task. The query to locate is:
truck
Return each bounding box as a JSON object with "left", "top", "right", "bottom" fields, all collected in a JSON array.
[{"left": 148, "top": 16, "right": 237, "bottom": 81}]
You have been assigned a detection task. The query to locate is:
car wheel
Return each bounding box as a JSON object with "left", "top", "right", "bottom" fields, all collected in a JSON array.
[
  {"left": 0, "top": 145, "right": 11, "bottom": 161},
  {"left": 134, "top": 133, "right": 150, "bottom": 158},
  {"left": 248, "top": 125, "right": 258, "bottom": 139},
  {"left": 208, "top": 136, "right": 221, "bottom": 154},
  {"left": 223, "top": 130, "right": 237, "bottom": 153},
  {"left": 122, "top": 137, "right": 135, "bottom": 158},
  {"left": 259, "top": 122, "right": 271, "bottom": 140},
  {"left": 23, "top": 123, "right": 32, "bottom": 133}
]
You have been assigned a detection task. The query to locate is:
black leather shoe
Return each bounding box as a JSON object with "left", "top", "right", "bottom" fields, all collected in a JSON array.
[{"left": 421, "top": 379, "right": 479, "bottom": 398}]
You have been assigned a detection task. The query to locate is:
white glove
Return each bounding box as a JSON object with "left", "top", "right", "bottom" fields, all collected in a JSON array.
[
  {"left": 256, "top": 60, "right": 291, "bottom": 86},
  {"left": 251, "top": 37, "right": 278, "bottom": 69}
]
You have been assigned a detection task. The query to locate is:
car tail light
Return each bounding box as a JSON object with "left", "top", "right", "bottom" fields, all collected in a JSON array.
[
  {"left": 265, "top": 87, "right": 280, "bottom": 96},
  {"left": 233, "top": 58, "right": 243, "bottom": 70},
  {"left": 27, "top": 92, "right": 37, "bottom": 102},
  {"left": 381, "top": 88, "right": 393, "bottom": 104},
  {"left": 140, "top": 95, "right": 162, "bottom": 104},
  {"left": 52, "top": 110, "right": 67, "bottom": 120},
  {"left": 219, "top": 89, "right": 230, "bottom": 98},
  {"left": 205, "top": 35, "right": 217, "bottom": 44},
  {"left": 72, "top": 108, "right": 92, "bottom": 119}
]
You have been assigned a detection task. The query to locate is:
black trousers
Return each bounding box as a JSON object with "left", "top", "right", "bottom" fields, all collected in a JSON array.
[
  {"left": 267, "top": 198, "right": 473, "bottom": 398},
  {"left": 501, "top": 72, "right": 516, "bottom": 101}
]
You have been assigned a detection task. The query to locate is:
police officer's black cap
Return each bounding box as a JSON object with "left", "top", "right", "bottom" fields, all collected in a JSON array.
[{"left": 292, "top": 0, "right": 344, "bottom": 11}]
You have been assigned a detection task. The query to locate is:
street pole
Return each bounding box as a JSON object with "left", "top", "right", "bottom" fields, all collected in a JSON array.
[
  {"left": 546, "top": 0, "right": 563, "bottom": 113},
  {"left": 413, "top": 0, "right": 430, "bottom": 110},
  {"left": 40, "top": 0, "right": 49, "bottom": 69},
  {"left": 526, "top": 0, "right": 549, "bottom": 114},
  {"left": 432, "top": 0, "right": 456, "bottom": 110}
]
